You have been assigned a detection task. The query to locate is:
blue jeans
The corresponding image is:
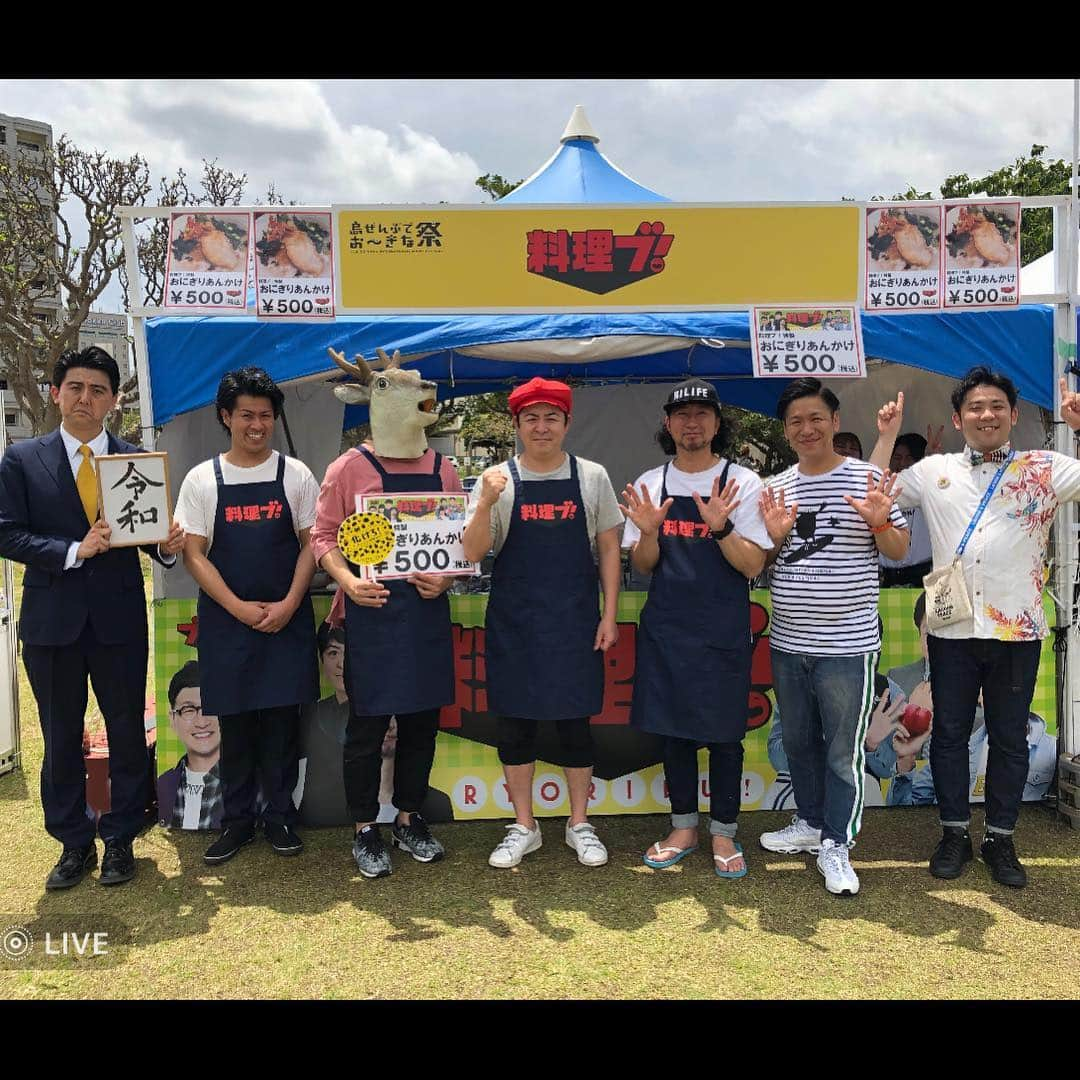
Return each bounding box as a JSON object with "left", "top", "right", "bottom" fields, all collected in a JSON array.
[
  {"left": 926, "top": 635, "right": 1042, "bottom": 834},
  {"left": 769, "top": 647, "right": 877, "bottom": 846}
]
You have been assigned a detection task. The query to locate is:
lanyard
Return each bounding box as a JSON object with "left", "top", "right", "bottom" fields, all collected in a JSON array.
[{"left": 955, "top": 452, "right": 1014, "bottom": 558}]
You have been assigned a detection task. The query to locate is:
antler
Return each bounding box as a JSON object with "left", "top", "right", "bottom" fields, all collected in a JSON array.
[
  {"left": 374, "top": 346, "right": 403, "bottom": 370},
  {"left": 328, "top": 347, "right": 373, "bottom": 385}
]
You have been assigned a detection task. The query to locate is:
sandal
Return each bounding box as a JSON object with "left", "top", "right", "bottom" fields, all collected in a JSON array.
[
  {"left": 714, "top": 842, "right": 748, "bottom": 879},
  {"left": 642, "top": 841, "right": 697, "bottom": 869}
]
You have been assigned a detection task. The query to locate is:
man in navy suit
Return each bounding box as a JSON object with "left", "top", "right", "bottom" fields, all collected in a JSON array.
[{"left": 0, "top": 347, "right": 185, "bottom": 889}]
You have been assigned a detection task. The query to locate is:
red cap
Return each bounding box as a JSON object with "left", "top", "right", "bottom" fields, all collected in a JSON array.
[{"left": 508, "top": 377, "right": 572, "bottom": 417}]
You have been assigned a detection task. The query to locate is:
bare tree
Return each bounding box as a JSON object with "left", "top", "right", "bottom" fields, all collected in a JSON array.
[
  {"left": 113, "top": 164, "right": 293, "bottom": 435},
  {"left": 0, "top": 136, "right": 151, "bottom": 434}
]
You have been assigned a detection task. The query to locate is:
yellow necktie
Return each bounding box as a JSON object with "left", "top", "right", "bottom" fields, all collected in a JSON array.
[{"left": 76, "top": 444, "right": 98, "bottom": 524}]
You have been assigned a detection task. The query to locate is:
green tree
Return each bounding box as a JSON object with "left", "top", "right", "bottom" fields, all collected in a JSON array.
[
  {"left": 459, "top": 392, "right": 514, "bottom": 462},
  {"left": 725, "top": 405, "right": 795, "bottom": 477},
  {"left": 475, "top": 173, "right": 523, "bottom": 201},
  {"left": 885, "top": 144, "right": 1070, "bottom": 265}
]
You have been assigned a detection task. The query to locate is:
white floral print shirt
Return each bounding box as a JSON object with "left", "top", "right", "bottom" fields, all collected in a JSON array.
[{"left": 897, "top": 445, "right": 1080, "bottom": 641}]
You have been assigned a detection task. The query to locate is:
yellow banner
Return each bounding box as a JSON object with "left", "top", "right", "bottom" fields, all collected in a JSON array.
[{"left": 334, "top": 204, "right": 861, "bottom": 312}]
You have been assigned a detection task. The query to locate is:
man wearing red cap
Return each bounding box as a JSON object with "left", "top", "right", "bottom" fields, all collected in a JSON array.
[{"left": 463, "top": 377, "right": 623, "bottom": 869}]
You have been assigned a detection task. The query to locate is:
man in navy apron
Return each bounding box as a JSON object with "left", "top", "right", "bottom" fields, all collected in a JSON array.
[
  {"left": 462, "top": 378, "right": 623, "bottom": 869},
  {"left": 621, "top": 380, "right": 771, "bottom": 878},
  {"left": 176, "top": 368, "right": 320, "bottom": 865},
  {"left": 313, "top": 438, "right": 464, "bottom": 878}
]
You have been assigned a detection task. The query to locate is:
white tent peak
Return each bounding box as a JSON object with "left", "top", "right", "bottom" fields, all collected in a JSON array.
[{"left": 561, "top": 105, "right": 599, "bottom": 144}]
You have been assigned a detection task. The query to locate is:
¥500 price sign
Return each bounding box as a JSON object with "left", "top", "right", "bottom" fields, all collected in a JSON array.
[
  {"left": 751, "top": 306, "right": 865, "bottom": 379},
  {"left": 356, "top": 492, "right": 478, "bottom": 580}
]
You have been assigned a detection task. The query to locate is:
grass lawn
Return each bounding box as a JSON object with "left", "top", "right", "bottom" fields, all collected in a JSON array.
[{"left": 1, "top": 562, "right": 1079, "bottom": 999}]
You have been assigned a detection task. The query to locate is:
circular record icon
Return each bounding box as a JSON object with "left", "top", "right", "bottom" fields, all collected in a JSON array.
[{"left": 337, "top": 511, "right": 396, "bottom": 566}]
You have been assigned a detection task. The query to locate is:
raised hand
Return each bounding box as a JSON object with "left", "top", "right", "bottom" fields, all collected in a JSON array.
[
  {"left": 844, "top": 470, "right": 902, "bottom": 529},
  {"left": 759, "top": 487, "right": 798, "bottom": 544},
  {"left": 1061, "top": 377, "right": 1080, "bottom": 432},
  {"left": 865, "top": 690, "right": 907, "bottom": 752},
  {"left": 877, "top": 390, "right": 904, "bottom": 437},
  {"left": 478, "top": 466, "right": 509, "bottom": 509},
  {"left": 620, "top": 482, "right": 674, "bottom": 537},
  {"left": 925, "top": 423, "right": 945, "bottom": 455},
  {"left": 692, "top": 476, "right": 741, "bottom": 534}
]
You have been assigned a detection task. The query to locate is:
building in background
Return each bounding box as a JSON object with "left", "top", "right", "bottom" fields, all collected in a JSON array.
[{"left": 1, "top": 115, "right": 130, "bottom": 444}]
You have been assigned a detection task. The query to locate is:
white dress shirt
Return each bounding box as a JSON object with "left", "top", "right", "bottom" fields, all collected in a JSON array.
[{"left": 897, "top": 444, "right": 1080, "bottom": 640}]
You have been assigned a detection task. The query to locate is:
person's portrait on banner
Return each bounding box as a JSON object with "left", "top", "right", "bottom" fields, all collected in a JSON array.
[
  {"left": 96, "top": 452, "right": 172, "bottom": 547},
  {"left": 157, "top": 661, "right": 223, "bottom": 830}
]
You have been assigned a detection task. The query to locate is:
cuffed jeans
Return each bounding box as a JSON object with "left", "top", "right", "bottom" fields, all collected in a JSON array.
[
  {"left": 663, "top": 737, "right": 742, "bottom": 838},
  {"left": 927, "top": 635, "right": 1041, "bottom": 835},
  {"left": 770, "top": 647, "right": 877, "bottom": 846}
]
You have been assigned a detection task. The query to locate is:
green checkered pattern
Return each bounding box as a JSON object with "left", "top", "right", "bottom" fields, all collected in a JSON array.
[
  {"left": 154, "top": 589, "right": 1058, "bottom": 807},
  {"left": 153, "top": 596, "right": 335, "bottom": 777}
]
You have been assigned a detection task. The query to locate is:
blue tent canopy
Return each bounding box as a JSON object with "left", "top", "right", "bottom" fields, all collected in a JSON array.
[
  {"left": 143, "top": 107, "right": 1059, "bottom": 428},
  {"left": 146, "top": 305, "right": 1057, "bottom": 428}
]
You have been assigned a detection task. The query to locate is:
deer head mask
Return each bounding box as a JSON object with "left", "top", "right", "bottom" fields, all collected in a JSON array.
[{"left": 328, "top": 346, "right": 439, "bottom": 460}]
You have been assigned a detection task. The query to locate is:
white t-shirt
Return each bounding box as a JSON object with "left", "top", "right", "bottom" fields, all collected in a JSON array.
[
  {"left": 175, "top": 451, "right": 320, "bottom": 551},
  {"left": 621, "top": 458, "right": 773, "bottom": 552},
  {"left": 181, "top": 769, "right": 207, "bottom": 831},
  {"left": 766, "top": 458, "right": 907, "bottom": 655},
  {"left": 464, "top": 454, "right": 623, "bottom": 557}
]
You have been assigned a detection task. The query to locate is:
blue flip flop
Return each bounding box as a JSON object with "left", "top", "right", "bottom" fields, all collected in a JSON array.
[
  {"left": 643, "top": 841, "right": 697, "bottom": 869},
  {"left": 714, "top": 842, "right": 748, "bottom": 879}
]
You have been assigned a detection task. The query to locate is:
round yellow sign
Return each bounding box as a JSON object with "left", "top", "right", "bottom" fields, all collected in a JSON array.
[{"left": 337, "top": 511, "right": 396, "bottom": 566}]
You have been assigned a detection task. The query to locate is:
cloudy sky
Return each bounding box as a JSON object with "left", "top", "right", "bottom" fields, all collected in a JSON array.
[{"left": 2, "top": 78, "right": 1075, "bottom": 309}]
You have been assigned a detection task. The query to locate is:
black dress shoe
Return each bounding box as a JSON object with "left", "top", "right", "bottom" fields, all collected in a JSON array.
[
  {"left": 204, "top": 824, "right": 256, "bottom": 865},
  {"left": 99, "top": 840, "right": 136, "bottom": 886},
  {"left": 929, "top": 827, "right": 973, "bottom": 879},
  {"left": 981, "top": 834, "right": 1028, "bottom": 888},
  {"left": 265, "top": 823, "right": 303, "bottom": 856},
  {"left": 45, "top": 844, "right": 97, "bottom": 890}
]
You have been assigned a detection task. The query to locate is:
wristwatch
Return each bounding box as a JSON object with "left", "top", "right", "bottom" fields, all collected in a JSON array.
[{"left": 711, "top": 521, "right": 735, "bottom": 541}]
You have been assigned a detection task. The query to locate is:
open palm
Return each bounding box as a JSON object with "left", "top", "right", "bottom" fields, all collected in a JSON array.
[
  {"left": 844, "top": 470, "right": 901, "bottom": 528},
  {"left": 621, "top": 483, "right": 674, "bottom": 535}
]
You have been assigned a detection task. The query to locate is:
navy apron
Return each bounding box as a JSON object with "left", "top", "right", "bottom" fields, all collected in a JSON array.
[
  {"left": 343, "top": 449, "right": 453, "bottom": 715},
  {"left": 197, "top": 453, "right": 319, "bottom": 716},
  {"left": 630, "top": 460, "right": 751, "bottom": 743},
  {"left": 485, "top": 455, "right": 604, "bottom": 721}
]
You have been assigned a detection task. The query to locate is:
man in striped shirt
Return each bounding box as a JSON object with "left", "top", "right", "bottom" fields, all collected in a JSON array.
[{"left": 758, "top": 378, "right": 909, "bottom": 896}]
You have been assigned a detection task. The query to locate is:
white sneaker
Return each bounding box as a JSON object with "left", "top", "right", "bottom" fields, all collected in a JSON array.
[
  {"left": 565, "top": 822, "right": 608, "bottom": 867},
  {"left": 817, "top": 839, "right": 860, "bottom": 895},
  {"left": 488, "top": 823, "right": 542, "bottom": 868},
  {"left": 759, "top": 815, "right": 823, "bottom": 854}
]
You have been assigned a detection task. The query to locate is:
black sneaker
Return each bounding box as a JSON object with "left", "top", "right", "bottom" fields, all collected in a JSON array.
[
  {"left": 99, "top": 840, "right": 136, "bottom": 886},
  {"left": 352, "top": 825, "right": 392, "bottom": 879},
  {"left": 204, "top": 824, "right": 257, "bottom": 865},
  {"left": 981, "top": 834, "right": 1027, "bottom": 888},
  {"left": 266, "top": 823, "right": 303, "bottom": 856},
  {"left": 45, "top": 843, "right": 97, "bottom": 890},
  {"left": 391, "top": 813, "right": 445, "bottom": 863},
  {"left": 929, "top": 827, "right": 973, "bottom": 879}
]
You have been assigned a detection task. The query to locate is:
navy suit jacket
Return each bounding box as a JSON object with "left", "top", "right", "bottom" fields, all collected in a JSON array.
[{"left": 0, "top": 427, "right": 168, "bottom": 647}]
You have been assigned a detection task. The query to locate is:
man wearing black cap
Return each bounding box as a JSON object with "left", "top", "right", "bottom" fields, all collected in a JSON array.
[{"left": 621, "top": 379, "right": 772, "bottom": 878}]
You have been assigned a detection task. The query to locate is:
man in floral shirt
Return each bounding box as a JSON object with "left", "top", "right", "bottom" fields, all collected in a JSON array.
[{"left": 872, "top": 367, "right": 1080, "bottom": 888}]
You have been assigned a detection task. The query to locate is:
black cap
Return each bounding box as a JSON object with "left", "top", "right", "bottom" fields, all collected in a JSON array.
[{"left": 664, "top": 378, "right": 721, "bottom": 413}]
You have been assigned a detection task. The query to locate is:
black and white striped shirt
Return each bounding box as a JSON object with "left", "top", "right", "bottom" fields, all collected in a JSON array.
[{"left": 767, "top": 458, "right": 906, "bottom": 655}]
